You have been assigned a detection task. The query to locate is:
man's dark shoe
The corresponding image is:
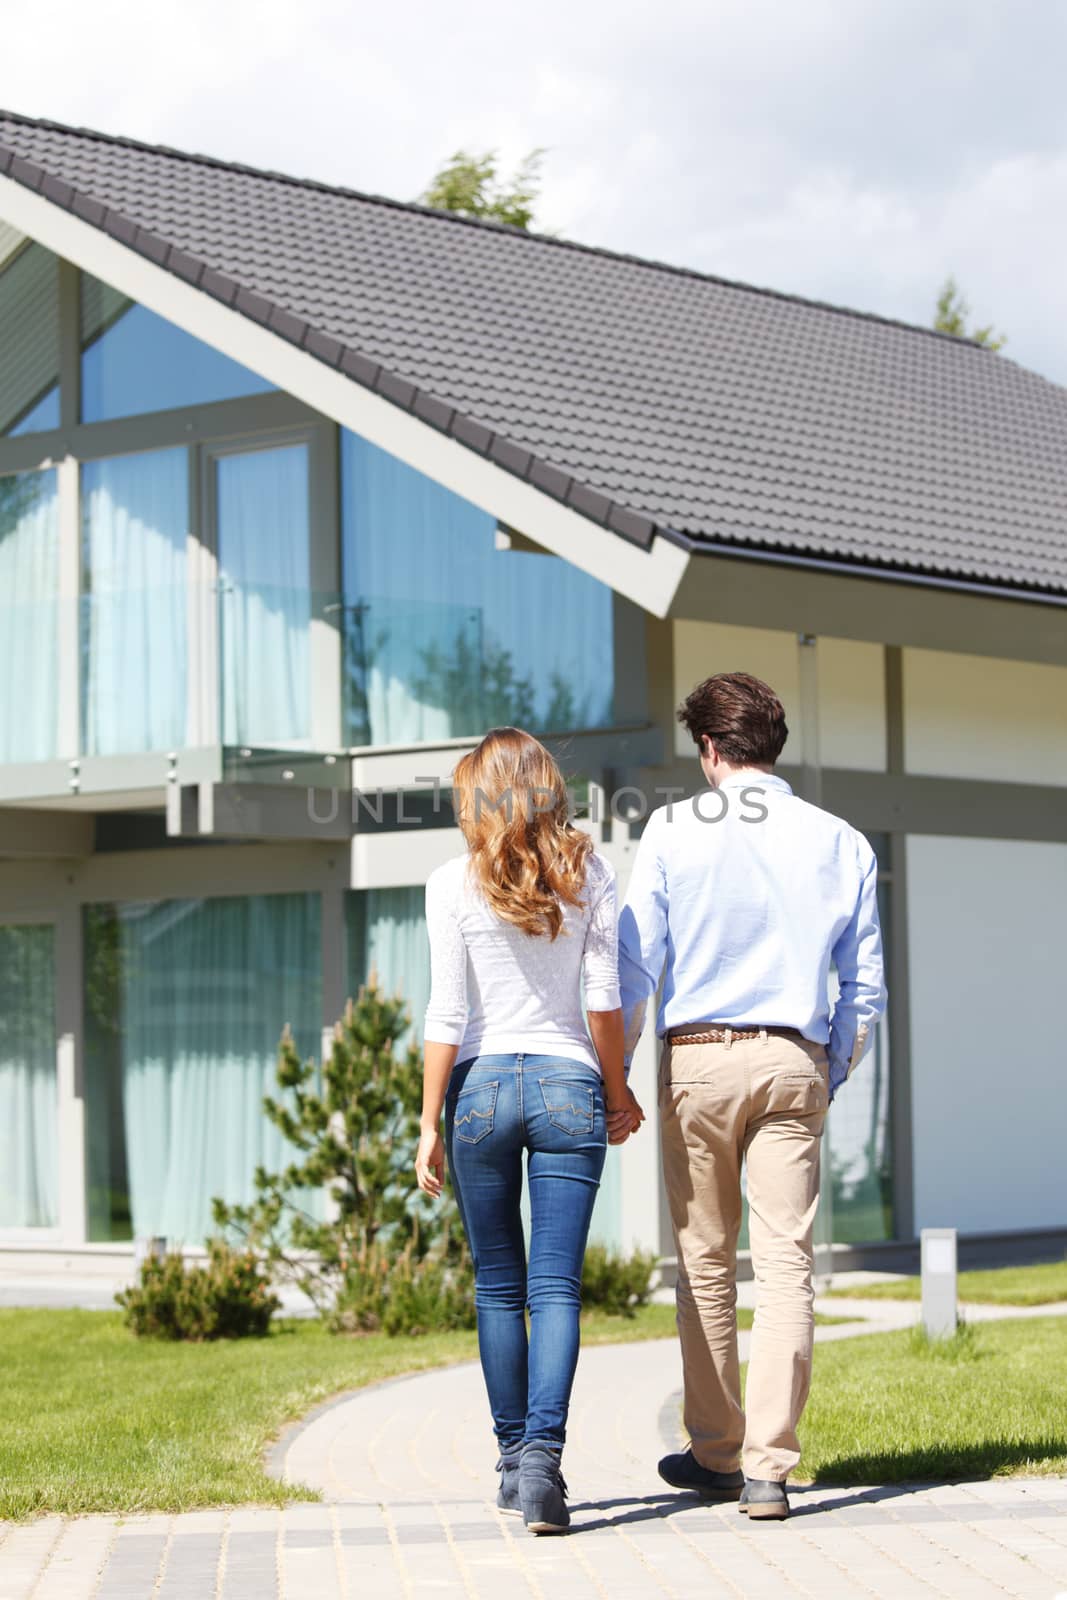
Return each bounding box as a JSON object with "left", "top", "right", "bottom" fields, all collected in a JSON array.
[
  {"left": 657, "top": 1448, "right": 744, "bottom": 1500},
  {"left": 518, "top": 1441, "right": 570, "bottom": 1533},
  {"left": 495, "top": 1447, "right": 523, "bottom": 1516},
  {"left": 738, "top": 1478, "right": 789, "bottom": 1520}
]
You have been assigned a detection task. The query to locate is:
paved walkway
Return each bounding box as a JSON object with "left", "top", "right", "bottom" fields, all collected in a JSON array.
[{"left": 3, "top": 1312, "right": 1066, "bottom": 1599}]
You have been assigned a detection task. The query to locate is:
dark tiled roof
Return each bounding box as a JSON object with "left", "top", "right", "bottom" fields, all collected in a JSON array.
[{"left": 3, "top": 110, "right": 1067, "bottom": 597}]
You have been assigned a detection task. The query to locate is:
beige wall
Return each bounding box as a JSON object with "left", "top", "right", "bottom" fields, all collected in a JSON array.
[
  {"left": 904, "top": 649, "right": 1067, "bottom": 786},
  {"left": 672, "top": 621, "right": 886, "bottom": 770}
]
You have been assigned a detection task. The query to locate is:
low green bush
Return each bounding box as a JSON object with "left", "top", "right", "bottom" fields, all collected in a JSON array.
[
  {"left": 331, "top": 1235, "right": 476, "bottom": 1337},
  {"left": 581, "top": 1243, "right": 658, "bottom": 1317},
  {"left": 116, "top": 1241, "right": 279, "bottom": 1341}
]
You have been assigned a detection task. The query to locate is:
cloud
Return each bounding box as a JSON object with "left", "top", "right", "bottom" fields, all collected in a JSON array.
[{"left": 1, "top": 0, "right": 1065, "bottom": 380}]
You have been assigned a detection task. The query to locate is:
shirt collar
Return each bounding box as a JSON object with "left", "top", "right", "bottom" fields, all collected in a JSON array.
[{"left": 715, "top": 771, "right": 793, "bottom": 796}]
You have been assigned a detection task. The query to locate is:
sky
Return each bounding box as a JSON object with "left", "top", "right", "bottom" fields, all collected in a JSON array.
[{"left": 2, "top": 0, "right": 1066, "bottom": 382}]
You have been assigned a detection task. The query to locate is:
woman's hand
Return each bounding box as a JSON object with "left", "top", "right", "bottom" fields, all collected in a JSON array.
[
  {"left": 606, "top": 1087, "right": 645, "bottom": 1145},
  {"left": 415, "top": 1127, "right": 446, "bottom": 1197}
]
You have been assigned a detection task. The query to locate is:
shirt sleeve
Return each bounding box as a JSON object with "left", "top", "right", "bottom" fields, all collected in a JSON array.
[
  {"left": 827, "top": 841, "right": 887, "bottom": 1098},
  {"left": 582, "top": 856, "right": 622, "bottom": 1012},
  {"left": 423, "top": 868, "right": 469, "bottom": 1047},
  {"left": 618, "top": 811, "right": 669, "bottom": 1065}
]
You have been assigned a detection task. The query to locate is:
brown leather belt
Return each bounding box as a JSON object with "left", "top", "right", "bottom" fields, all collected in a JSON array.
[{"left": 666, "top": 1024, "right": 804, "bottom": 1046}]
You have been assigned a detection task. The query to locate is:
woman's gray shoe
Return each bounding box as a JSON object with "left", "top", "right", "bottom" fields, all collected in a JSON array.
[
  {"left": 495, "top": 1448, "right": 523, "bottom": 1516},
  {"left": 518, "top": 1441, "right": 570, "bottom": 1533},
  {"left": 657, "top": 1448, "right": 744, "bottom": 1500},
  {"left": 738, "top": 1478, "right": 790, "bottom": 1520}
]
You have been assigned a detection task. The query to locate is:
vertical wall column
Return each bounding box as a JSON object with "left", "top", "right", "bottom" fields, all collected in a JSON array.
[
  {"left": 796, "top": 632, "right": 822, "bottom": 808},
  {"left": 320, "top": 875, "right": 347, "bottom": 1058},
  {"left": 57, "top": 259, "right": 80, "bottom": 433},
  {"left": 56, "top": 262, "right": 81, "bottom": 767},
  {"left": 55, "top": 456, "right": 80, "bottom": 766},
  {"left": 188, "top": 444, "right": 219, "bottom": 747},
  {"left": 796, "top": 633, "right": 834, "bottom": 1266},
  {"left": 55, "top": 887, "right": 87, "bottom": 1245},
  {"left": 885, "top": 644, "right": 915, "bottom": 1241},
  {"left": 601, "top": 831, "right": 663, "bottom": 1259},
  {"left": 310, "top": 424, "right": 343, "bottom": 750}
]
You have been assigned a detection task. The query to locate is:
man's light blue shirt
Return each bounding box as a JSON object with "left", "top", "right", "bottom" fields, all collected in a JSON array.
[{"left": 618, "top": 773, "right": 887, "bottom": 1097}]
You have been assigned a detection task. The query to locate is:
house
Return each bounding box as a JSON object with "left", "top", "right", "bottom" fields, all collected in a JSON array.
[{"left": 1, "top": 110, "right": 1064, "bottom": 1279}]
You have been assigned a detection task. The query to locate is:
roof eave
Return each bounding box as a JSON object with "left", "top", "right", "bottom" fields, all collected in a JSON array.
[
  {"left": 669, "top": 529, "right": 1067, "bottom": 610},
  {"left": 0, "top": 147, "right": 689, "bottom": 618}
]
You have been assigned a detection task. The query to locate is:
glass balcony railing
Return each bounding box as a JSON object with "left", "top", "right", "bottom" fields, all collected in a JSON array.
[
  {"left": 335, "top": 592, "right": 614, "bottom": 748},
  {"left": 0, "top": 581, "right": 617, "bottom": 788}
]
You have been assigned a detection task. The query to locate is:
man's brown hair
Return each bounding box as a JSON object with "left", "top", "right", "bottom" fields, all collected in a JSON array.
[{"left": 677, "top": 672, "right": 788, "bottom": 766}]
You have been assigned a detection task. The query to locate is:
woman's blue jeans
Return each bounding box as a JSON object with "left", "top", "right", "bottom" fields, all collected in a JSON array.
[{"left": 445, "top": 1054, "right": 607, "bottom": 1453}]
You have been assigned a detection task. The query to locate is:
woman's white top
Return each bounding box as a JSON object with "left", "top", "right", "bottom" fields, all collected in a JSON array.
[{"left": 423, "top": 849, "right": 622, "bottom": 1074}]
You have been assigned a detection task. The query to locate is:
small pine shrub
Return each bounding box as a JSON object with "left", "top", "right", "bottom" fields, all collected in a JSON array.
[
  {"left": 381, "top": 1245, "right": 476, "bottom": 1338},
  {"left": 212, "top": 982, "right": 471, "bottom": 1321},
  {"left": 581, "top": 1244, "right": 658, "bottom": 1317},
  {"left": 116, "top": 1241, "right": 279, "bottom": 1341},
  {"left": 331, "top": 1235, "right": 476, "bottom": 1337}
]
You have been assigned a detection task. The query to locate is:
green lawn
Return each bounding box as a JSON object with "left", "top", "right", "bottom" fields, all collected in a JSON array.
[
  {"left": 824, "top": 1260, "right": 1067, "bottom": 1307},
  {"left": 0, "top": 1300, "right": 947, "bottom": 1520},
  {"left": 0, "top": 1303, "right": 694, "bottom": 1519},
  {"left": 795, "top": 1316, "right": 1067, "bottom": 1483}
]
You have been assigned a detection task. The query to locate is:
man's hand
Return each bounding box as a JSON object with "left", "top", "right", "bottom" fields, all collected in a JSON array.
[
  {"left": 606, "top": 1087, "right": 645, "bottom": 1144},
  {"left": 828, "top": 1059, "right": 848, "bottom": 1105}
]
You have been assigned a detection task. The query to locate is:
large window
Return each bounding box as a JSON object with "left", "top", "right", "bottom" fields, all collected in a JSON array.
[
  {"left": 84, "top": 892, "right": 321, "bottom": 1243},
  {"left": 217, "top": 443, "right": 311, "bottom": 747},
  {"left": 345, "top": 887, "right": 430, "bottom": 1045},
  {"left": 0, "top": 924, "right": 57, "bottom": 1229},
  {"left": 80, "top": 272, "right": 274, "bottom": 423},
  {"left": 0, "top": 469, "right": 59, "bottom": 763},
  {"left": 825, "top": 866, "right": 893, "bottom": 1243},
  {"left": 340, "top": 431, "right": 615, "bottom": 744},
  {"left": 81, "top": 449, "right": 189, "bottom": 755},
  {"left": 0, "top": 241, "right": 60, "bottom": 437}
]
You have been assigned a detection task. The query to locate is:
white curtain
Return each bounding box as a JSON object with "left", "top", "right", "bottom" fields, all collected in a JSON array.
[
  {"left": 0, "top": 924, "right": 57, "bottom": 1228},
  {"left": 87, "top": 892, "right": 321, "bottom": 1245},
  {"left": 346, "top": 888, "right": 431, "bottom": 1048},
  {"left": 340, "top": 431, "right": 614, "bottom": 745},
  {"left": 0, "top": 470, "right": 58, "bottom": 763},
  {"left": 218, "top": 445, "right": 310, "bottom": 747},
  {"left": 81, "top": 450, "right": 188, "bottom": 755}
]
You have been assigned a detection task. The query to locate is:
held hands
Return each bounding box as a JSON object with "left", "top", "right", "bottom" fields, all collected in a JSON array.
[
  {"left": 415, "top": 1127, "right": 446, "bottom": 1197},
  {"left": 606, "top": 1087, "right": 645, "bottom": 1146}
]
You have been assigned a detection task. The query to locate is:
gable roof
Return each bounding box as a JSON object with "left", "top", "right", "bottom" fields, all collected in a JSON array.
[{"left": 2, "top": 109, "right": 1067, "bottom": 602}]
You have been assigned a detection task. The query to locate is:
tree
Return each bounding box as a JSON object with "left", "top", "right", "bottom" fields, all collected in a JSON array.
[
  {"left": 212, "top": 979, "right": 469, "bottom": 1327},
  {"left": 933, "top": 276, "right": 1006, "bottom": 351},
  {"left": 410, "top": 628, "right": 538, "bottom": 730},
  {"left": 421, "top": 148, "right": 546, "bottom": 231}
]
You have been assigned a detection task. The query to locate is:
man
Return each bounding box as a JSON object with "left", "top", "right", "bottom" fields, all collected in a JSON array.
[{"left": 618, "top": 671, "right": 886, "bottom": 1521}]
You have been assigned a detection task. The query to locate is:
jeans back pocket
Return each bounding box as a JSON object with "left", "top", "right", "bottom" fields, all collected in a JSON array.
[
  {"left": 452, "top": 1079, "right": 499, "bottom": 1145},
  {"left": 539, "top": 1078, "right": 595, "bottom": 1136}
]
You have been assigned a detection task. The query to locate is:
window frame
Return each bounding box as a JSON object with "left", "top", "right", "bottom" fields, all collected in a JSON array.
[{"left": 0, "top": 908, "right": 63, "bottom": 1242}]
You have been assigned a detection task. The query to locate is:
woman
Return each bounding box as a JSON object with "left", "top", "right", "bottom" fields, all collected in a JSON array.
[{"left": 416, "top": 728, "right": 644, "bottom": 1535}]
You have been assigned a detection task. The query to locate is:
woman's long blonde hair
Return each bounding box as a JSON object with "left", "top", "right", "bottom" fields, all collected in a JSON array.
[{"left": 452, "top": 727, "right": 592, "bottom": 939}]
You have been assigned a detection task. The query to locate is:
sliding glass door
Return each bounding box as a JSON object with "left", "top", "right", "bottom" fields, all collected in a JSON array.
[
  {"left": 85, "top": 891, "right": 321, "bottom": 1244},
  {"left": 0, "top": 921, "right": 58, "bottom": 1231}
]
